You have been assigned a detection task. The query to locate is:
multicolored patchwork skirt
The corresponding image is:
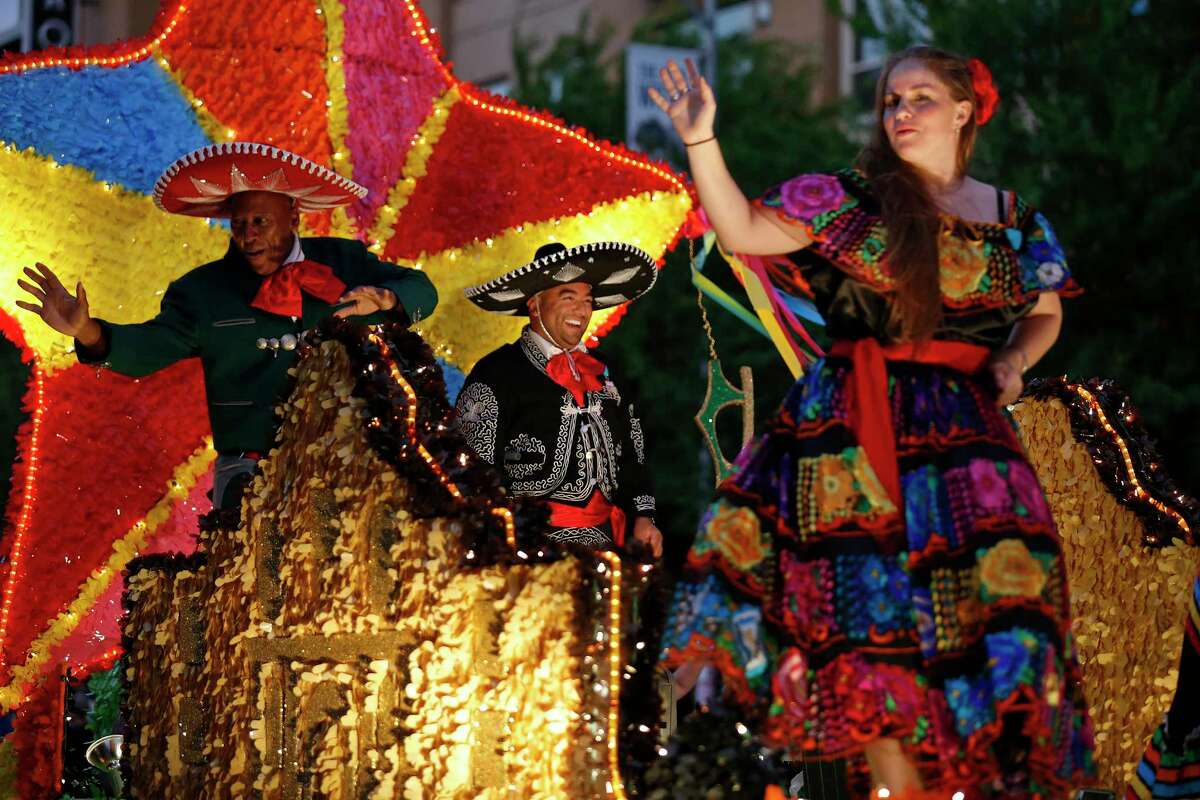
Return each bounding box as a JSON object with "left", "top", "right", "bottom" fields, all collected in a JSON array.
[
  {"left": 1127, "top": 567, "right": 1200, "bottom": 799},
  {"left": 662, "top": 356, "right": 1096, "bottom": 796}
]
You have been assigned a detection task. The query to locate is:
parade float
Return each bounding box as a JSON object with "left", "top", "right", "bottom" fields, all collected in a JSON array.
[
  {"left": 120, "top": 321, "right": 664, "bottom": 798},
  {"left": 0, "top": 0, "right": 1196, "bottom": 797}
]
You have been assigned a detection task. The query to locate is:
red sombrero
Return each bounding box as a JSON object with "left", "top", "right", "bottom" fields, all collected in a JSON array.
[{"left": 152, "top": 142, "right": 367, "bottom": 217}]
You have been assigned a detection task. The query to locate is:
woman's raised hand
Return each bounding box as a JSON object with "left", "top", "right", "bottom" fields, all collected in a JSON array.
[{"left": 647, "top": 58, "right": 716, "bottom": 144}]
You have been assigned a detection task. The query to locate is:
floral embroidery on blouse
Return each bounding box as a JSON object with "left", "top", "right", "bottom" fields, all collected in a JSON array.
[
  {"left": 779, "top": 173, "right": 848, "bottom": 221},
  {"left": 754, "top": 168, "right": 1081, "bottom": 310},
  {"left": 939, "top": 234, "right": 989, "bottom": 300}
]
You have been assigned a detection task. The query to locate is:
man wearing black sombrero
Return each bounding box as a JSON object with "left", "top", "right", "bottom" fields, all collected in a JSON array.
[
  {"left": 16, "top": 142, "right": 438, "bottom": 511},
  {"left": 457, "top": 241, "right": 662, "bottom": 557}
]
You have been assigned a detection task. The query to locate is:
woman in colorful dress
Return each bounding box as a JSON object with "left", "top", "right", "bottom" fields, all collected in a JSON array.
[{"left": 650, "top": 47, "right": 1095, "bottom": 798}]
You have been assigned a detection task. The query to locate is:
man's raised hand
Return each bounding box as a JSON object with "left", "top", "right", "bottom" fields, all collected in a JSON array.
[{"left": 16, "top": 263, "right": 100, "bottom": 345}]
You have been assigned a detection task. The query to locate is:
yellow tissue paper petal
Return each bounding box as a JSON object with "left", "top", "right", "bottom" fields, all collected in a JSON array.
[{"left": 0, "top": 146, "right": 229, "bottom": 373}]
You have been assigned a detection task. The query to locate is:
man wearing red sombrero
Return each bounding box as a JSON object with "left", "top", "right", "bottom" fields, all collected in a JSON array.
[
  {"left": 16, "top": 142, "right": 438, "bottom": 510},
  {"left": 457, "top": 241, "right": 662, "bottom": 558}
]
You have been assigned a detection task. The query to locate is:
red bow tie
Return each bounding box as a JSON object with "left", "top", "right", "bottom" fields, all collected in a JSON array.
[
  {"left": 249, "top": 259, "right": 346, "bottom": 318},
  {"left": 546, "top": 351, "right": 606, "bottom": 406}
]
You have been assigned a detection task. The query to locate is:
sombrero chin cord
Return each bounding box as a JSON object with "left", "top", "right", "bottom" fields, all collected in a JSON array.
[{"left": 533, "top": 295, "right": 582, "bottom": 380}]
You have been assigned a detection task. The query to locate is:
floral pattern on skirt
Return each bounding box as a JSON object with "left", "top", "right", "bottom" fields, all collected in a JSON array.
[{"left": 662, "top": 357, "right": 1095, "bottom": 797}]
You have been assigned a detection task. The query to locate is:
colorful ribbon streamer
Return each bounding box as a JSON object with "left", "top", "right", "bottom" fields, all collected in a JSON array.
[
  {"left": 688, "top": 229, "right": 825, "bottom": 378},
  {"left": 688, "top": 231, "right": 768, "bottom": 338}
]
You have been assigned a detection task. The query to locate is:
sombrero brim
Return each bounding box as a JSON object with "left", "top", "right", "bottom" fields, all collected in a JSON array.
[
  {"left": 153, "top": 142, "right": 367, "bottom": 218},
  {"left": 464, "top": 242, "right": 658, "bottom": 315}
]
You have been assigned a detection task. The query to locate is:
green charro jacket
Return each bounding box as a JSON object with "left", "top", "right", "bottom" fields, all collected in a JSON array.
[{"left": 77, "top": 236, "right": 438, "bottom": 454}]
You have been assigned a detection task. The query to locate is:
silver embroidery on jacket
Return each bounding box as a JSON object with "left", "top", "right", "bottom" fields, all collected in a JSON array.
[
  {"left": 629, "top": 404, "right": 646, "bottom": 464},
  {"left": 511, "top": 394, "right": 577, "bottom": 497},
  {"left": 508, "top": 330, "right": 625, "bottom": 504},
  {"left": 519, "top": 328, "right": 551, "bottom": 374},
  {"left": 456, "top": 382, "right": 499, "bottom": 464},
  {"left": 546, "top": 526, "right": 612, "bottom": 548},
  {"left": 505, "top": 433, "right": 547, "bottom": 480}
]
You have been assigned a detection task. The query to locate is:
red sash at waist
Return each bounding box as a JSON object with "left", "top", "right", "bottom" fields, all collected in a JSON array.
[
  {"left": 827, "top": 339, "right": 991, "bottom": 510},
  {"left": 546, "top": 491, "right": 628, "bottom": 547}
]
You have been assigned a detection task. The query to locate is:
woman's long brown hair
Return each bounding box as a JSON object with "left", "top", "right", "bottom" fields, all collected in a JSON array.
[{"left": 855, "top": 46, "right": 981, "bottom": 342}]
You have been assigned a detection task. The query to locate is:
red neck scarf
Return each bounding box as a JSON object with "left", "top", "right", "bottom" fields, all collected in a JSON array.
[
  {"left": 546, "top": 351, "right": 605, "bottom": 406},
  {"left": 249, "top": 259, "right": 346, "bottom": 318}
]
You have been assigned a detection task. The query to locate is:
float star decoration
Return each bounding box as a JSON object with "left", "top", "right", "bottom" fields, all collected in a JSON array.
[{"left": 0, "top": 0, "right": 690, "bottom": 719}]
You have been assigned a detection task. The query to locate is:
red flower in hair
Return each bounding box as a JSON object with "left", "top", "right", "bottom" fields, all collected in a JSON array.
[{"left": 967, "top": 58, "right": 1000, "bottom": 125}]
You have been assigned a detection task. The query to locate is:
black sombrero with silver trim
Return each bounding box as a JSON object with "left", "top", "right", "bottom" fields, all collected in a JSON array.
[{"left": 464, "top": 242, "right": 658, "bottom": 315}]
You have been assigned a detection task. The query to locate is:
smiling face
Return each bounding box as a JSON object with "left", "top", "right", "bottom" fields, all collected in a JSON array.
[
  {"left": 881, "top": 58, "right": 973, "bottom": 173},
  {"left": 228, "top": 191, "right": 300, "bottom": 276},
  {"left": 528, "top": 281, "right": 594, "bottom": 348}
]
